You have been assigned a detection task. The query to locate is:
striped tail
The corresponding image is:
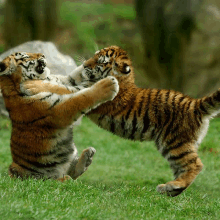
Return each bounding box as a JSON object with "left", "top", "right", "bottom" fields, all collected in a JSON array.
[{"left": 199, "top": 89, "right": 220, "bottom": 116}]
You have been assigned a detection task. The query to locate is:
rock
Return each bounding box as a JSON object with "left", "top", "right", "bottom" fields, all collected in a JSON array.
[
  {"left": 0, "top": 40, "right": 77, "bottom": 75},
  {"left": 0, "top": 41, "right": 78, "bottom": 117}
]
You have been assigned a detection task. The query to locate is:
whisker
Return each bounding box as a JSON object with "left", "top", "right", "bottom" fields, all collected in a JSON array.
[{"left": 74, "top": 55, "right": 86, "bottom": 64}]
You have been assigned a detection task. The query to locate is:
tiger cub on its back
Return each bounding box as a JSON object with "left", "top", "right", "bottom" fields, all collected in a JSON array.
[
  {"left": 0, "top": 52, "right": 119, "bottom": 180},
  {"left": 24, "top": 46, "right": 220, "bottom": 196}
]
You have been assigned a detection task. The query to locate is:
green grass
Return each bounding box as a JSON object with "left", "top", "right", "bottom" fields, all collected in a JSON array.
[
  {"left": 58, "top": 2, "right": 138, "bottom": 55},
  {"left": 0, "top": 116, "right": 220, "bottom": 219}
]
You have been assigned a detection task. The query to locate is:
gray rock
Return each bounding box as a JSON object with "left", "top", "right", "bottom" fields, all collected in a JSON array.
[
  {"left": 0, "top": 40, "right": 77, "bottom": 75},
  {"left": 0, "top": 41, "right": 77, "bottom": 117}
]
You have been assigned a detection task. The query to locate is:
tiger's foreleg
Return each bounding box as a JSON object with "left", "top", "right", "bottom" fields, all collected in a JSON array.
[
  {"left": 157, "top": 143, "right": 203, "bottom": 197},
  {"left": 21, "top": 80, "right": 76, "bottom": 95}
]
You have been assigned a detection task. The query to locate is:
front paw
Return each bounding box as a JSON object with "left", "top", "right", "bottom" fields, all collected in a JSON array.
[
  {"left": 20, "top": 80, "right": 47, "bottom": 96},
  {"left": 93, "top": 76, "right": 119, "bottom": 102}
]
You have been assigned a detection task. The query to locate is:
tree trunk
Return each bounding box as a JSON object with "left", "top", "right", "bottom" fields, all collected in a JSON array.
[
  {"left": 135, "top": 0, "right": 203, "bottom": 92},
  {"left": 3, "top": 0, "right": 58, "bottom": 49}
]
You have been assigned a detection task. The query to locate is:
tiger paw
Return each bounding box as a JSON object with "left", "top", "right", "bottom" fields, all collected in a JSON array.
[
  {"left": 156, "top": 181, "right": 186, "bottom": 197},
  {"left": 83, "top": 147, "right": 96, "bottom": 167},
  {"left": 92, "top": 76, "right": 119, "bottom": 103},
  {"left": 57, "top": 175, "right": 72, "bottom": 182}
]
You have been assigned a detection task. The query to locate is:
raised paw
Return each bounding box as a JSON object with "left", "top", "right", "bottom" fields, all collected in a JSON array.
[
  {"left": 156, "top": 181, "right": 187, "bottom": 197},
  {"left": 92, "top": 76, "right": 119, "bottom": 103},
  {"left": 82, "top": 147, "right": 96, "bottom": 167}
]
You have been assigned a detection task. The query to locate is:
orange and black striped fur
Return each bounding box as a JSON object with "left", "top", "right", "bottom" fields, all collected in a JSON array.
[
  {"left": 82, "top": 46, "right": 220, "bottom": 196},
  {"left": 23, "top": 46, "right": 220, "bottom": 196},
  {"left": 0, "top": 52, "right": 119, "bottom": 180}
]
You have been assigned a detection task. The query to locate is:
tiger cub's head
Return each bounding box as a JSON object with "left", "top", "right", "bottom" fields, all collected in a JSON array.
[
  {"left": 81, "top": 46, "right": 134, "bottom": 84},
  {"left": 0, "top": 52, "right": 50, "bottom": 82}
]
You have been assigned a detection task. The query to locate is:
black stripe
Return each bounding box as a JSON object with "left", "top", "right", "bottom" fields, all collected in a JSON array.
[
  {"left": 155, "top": 127, "right": 164, "bottom": 147},
  {"left": 12, "top": 150, "right": 69, "bottom": 168},
  {"left": 40, "top": 93, "right": 53, "bottom": 101},
  {"left": 29, "top": 158, "right": 69, "bottom": 168},
  {"left": 98, "top": 115, "right": 105, "bottom": 126},
  {"left": 49, "top": 98, "right": 61, "bottom": 109},
  {"left": 125, "top": 107, "right": 132, "bottom": 120},
  {"left": 199, "top": 100, "right": 208, "bottom": 114},
  {"left": 11, "top": 115, "right": 48, "bottom": 125},
  {"left": 194, "top": 100, "right": 202, "bottom": 123},
  {"left": 141, "top": 90, "right": 151, "bottom": 139},
  {"left": 121, "top": 116, "right": 125, "bottom": 131},
  {"left": 110, "top": 116, "right": 115, "bottom": 134},
  {"left": 162, "top": 90, "right": 171, "bottom": 127},
  {"left": 155, "top": 90, "right": 161, "bottom": 125},
  {"left": 168, "top": 150, "right": 193, "bottom": 161},
  {"left": 185, "top": 101, "right": 191, "bottom": 112},
  {"left": 12, "top": 163, "right": 43, "bottom": 175},
  {"left": 162, "top": 141, "right": 184, "bottom": 157},
  {"left": 213, "top": 90, "right": 220, "bottom": 102},
  {"left": 56, "top": 132, "right": 73, "bottom": 146},
  {"left": 125, "top": 95, "right": 136, "bottom": 121},
  {"left": 102, "top": 68, "right": 112, "bottom": 78},
  {"left": 182, "top": 157, "right": 198, "bottom": 168},
  {"left": 151, "top": 90, "right": 160, "bottom": 127},
  {"left": 163, "top": 93, "right": 177, "bottom": 140},
  {"left": 193, "top": 110, "right": 201, "bottom": 127},
  {"left": 142, "top": 108, "right": 150, "bottom": 133},
  {"left": 165, "top": 90, "right": 170, "bottom": 102},
  {"left": 109, "top": 49, "right": 115, "bottom": 57},
  {"left": 138, "top": 93, "right": 144, "bottom": 117},
  {"left": 55, "top": 148, "right": 74, "bottom": 159},
  {"left": 178, "top": 96, "right": 185, "bottom": 103},
  {"left": 68, "top": 76, "right": 76, "bottom": 86},
  {"left": 129, "top": 111, "right": 137, "bottom": 140},
  {"left": 206, "top": 97, "right": 215, "bottom": 107},
  {"left": 169, "top": 123, "right": 180, "bottom": 137},
  {"left": 171, "top": 92, "right": 177, "bottom": 108}
]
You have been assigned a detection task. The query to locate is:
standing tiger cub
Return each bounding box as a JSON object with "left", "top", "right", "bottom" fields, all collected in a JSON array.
[
  {"left": 82, "top": 46, "right": 220, "bottom": 196},
  {"left": 0, "top": 52, "right": 119, "bottom": 180},
  {"left": 23, "top": 46, "right": 219, "bottom": 196}
]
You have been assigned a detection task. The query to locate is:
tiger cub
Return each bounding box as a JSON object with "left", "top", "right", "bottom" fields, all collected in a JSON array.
[
  {"left": 0, "top": 52, "right": 119, "bottom": 180},
  {"left": 81, "top": 46, "right": 220, "bottom": 196},
  {"left": 23, "top": 46, "right": 219, "bottom": 197}
]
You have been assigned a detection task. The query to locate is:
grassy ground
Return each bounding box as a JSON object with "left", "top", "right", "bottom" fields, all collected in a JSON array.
[
  {"left": 0, "top": 116, "right": 220, "bottom": 219},
  {"left": 0, "top": 1, "right": 220, "bottom": 219}
]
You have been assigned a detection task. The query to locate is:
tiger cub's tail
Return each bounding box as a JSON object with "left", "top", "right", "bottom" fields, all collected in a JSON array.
[{"left": 199, "top": 89, "right": 220, "bottom": 117}]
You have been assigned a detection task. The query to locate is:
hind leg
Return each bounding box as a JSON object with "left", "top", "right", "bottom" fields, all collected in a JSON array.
[
  {"left": 67, "top": 147, "right": 96, "bottom": 180},
  {"left": 157, "top": 143, "right": 203, "bottom": 197}
]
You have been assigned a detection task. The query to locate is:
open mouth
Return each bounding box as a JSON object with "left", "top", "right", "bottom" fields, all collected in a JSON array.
[
  {"left": 35, "top": 58, "right": 46, "bottom": 74},
  {"left": 35, "top": 63, "right": 45, "bottom": 74}
]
